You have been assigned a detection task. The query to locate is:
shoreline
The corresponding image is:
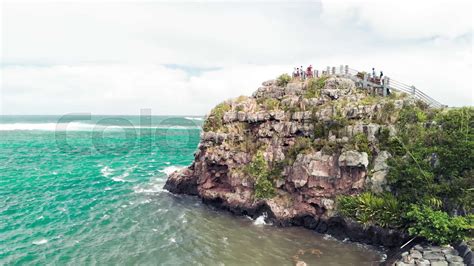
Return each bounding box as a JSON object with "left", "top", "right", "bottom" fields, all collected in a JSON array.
[
  {"left": 178, "top": 192, "right": 474, "bottom": 265},
  {"left": 170, "top": 189, "right": 410, "bottom": 264}
]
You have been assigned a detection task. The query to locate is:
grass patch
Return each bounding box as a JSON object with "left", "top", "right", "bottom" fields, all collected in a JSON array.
[
  {"left": 304, "top": 77, "right": 328, "bottom": 99},
  {"left": 203, "top": 102, "right": 231, "bottom": 132},
  {"left": 276, "top": 73, "right": 291, "bottom": 87}
]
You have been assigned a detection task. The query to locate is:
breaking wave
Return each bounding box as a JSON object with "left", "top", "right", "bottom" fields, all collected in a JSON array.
[
  {"left": 184, "top": 117, "right": 204, "bottom": 121},
  {"left": 0, "top": 122, "right": 201, "bottom": 131},
  {"left": 159, "top": 165, "right": 183, "bottom": 176}
]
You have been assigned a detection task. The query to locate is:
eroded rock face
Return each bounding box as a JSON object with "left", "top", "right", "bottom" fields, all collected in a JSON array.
[
  {"left": 164, "top": 76, "right": 415, "bottom": 247},
  {"left": 369, "top": 151, "right": 391, "bottom": 193}
]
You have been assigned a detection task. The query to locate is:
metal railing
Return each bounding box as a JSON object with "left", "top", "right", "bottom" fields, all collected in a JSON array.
[{"left": 311, "top": 65, "right": 446, "bottom": 108}]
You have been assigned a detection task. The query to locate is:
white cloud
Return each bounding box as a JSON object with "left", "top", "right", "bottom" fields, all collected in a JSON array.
[
  {"left": 1, "top": 63, "right": 290, "bottom": 115},
  {"left": 0, "top": 0, "right": 472, "bottom": 115},
  {"left": 320, "top": 0, "right": 472, "bottom": 40}
]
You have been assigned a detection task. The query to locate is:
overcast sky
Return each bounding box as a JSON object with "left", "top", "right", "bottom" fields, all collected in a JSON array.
[{"left": 0, "top": 0, "right": 472, "bottom": 115}]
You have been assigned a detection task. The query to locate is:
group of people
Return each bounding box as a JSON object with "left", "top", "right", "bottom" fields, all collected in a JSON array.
[
  {"left": 292, "top": 65, "right": 313, "bottom": 80},
  {"left": 291, "top": 65, "right": 386, "bottom": 87},
  {"left": 371, "top": 67, "right": 384, "bottom": 84},
  {"left": 371, "top": 67, "right": 390, "bottom": 95}
]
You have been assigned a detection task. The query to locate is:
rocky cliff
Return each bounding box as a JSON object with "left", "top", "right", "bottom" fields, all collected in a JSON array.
[{"left": 164, "top": 75, "right": 421, "bottom": 247}]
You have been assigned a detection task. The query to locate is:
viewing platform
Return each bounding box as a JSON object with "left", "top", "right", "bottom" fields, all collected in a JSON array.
[{"left": 306, "top": 65, "right": 446, "bottom": 108}]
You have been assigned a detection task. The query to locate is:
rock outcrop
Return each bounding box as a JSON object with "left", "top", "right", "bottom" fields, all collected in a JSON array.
[
  {"left": 164, "top": 76, "right": 416, "bottom": 247},
  {"left": 394, "top": 244, "right": 467, "bottom": 266}
]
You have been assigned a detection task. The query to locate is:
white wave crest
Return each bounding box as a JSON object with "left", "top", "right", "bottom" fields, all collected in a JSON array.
[
  {"left": 32, "top": 239, "right": 48, "bottom": 245},
  {"left": 184, "top": 116, "right": 204, "bottom": 121},
  {"left": 253, "top": 213, "right": 269, "bottom": 226},
  {"left": 110, "top": 165, "right": 136, "bottom": 182},
  {"left": 0, "top": 122, "right": 94, "bottom": 131},
  {"left": 159, "top": 166, "right": 183, "bottom": 176},
  {"left": 112, "top": 172, "right": 130, "bottom": 182},
  {"left": 133, "top": 183, "right": 167, "bottom": 194},
  {"left": 100, "top": 166, "right": 113, "bottom": 177},
  {"left": 0, "top": 122, "right": 201, "bottom": 131}
]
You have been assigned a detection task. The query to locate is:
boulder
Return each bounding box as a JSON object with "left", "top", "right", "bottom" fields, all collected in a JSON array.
[
  {"left": 163, "top": 168, "right": 198, "bottom": 195},
  {"left": 322, "top": 77, "right": 355, "bottom": 99},
  {"left": 338, "top": 151, "right": 369, "bottom": 168}
]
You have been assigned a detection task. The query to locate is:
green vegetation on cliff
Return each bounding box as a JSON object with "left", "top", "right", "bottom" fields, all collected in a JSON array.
[
  {"left": 338, "top": 107, "right": 474, "bottom": 245},
  {"left": 203, "top": 102, "right": 231, "bottom": 132},
  {"left": 276, "top": 73, "right": 291, "bottom": 86},
  {"left": 246, "top": 151, "right": 276, "bottom": 199},
  {"left": 304, "top": 77, "right": 328, "bottom": 98}
]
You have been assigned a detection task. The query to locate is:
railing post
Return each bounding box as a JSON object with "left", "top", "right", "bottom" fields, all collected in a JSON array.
[
  {"left": 363, "top": 73, "right": 368, "bottom": 89},
  {"left": 326, "top": 66, "right": 330, "bottom": 76},
  {"left": 345, "top": 65, "right": 349, "bottom": 75},
  {"left": 339, "top": 65, "right": 344, "bottom": 75},
  {"left": 411, "top": 86, "right": 416, "bottom": 95},
  {"left": 383, "top": 76, "right": 389, "bottom": 97},
  {"left": 315, "top": 70, "right": 319, "bottom": 78},
  {"left": 331, "top": 67, "right": 336, "bottom": 75}
]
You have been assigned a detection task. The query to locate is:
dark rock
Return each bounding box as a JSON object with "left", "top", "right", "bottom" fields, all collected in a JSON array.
[
  {"left": 163, "top": 167, "right": 198, "bottom": 195},
  {"left": 464, "top": 251, "right": 473, "bottom": 265},
  {"left": 302, "top": 215, "right": 319, "bottom": 229},
  {"left": 315, "top": 219, "right": 328, "bottom": 233}
]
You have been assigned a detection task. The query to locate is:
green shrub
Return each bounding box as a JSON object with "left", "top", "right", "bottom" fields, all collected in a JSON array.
[
  {"left": 360, "top": 95, "right": 377, "bottom": 105},
  {"left": 337, "top": 192, "right": 404, "bottom": 228},
  {"left": 238, "top": 134, "right": 260, "bottom": 154},
  {"left": 415, "top": 100, "right": 429, "bottom": 111},
  {"left": 286, "top": 137, "right": 313, "bottom": 164},
  {"left": 406, "top": 205, "right": 474, "bottom": 245},
  {"left": 352, "top": 133, "right": 371, "bottom": 158},
  {"left": 337, "top": 107, "right": 474, "bottom": 245},
  {"left": 261, "top": 98, "right": 280, "bottom": 111},
  {"left": 320, "top": 140, "right": 340, "bottom": 155},
  {"left": 202, "top": 102, "right": 231, "bottom": 132},
  {"left": 276, "top": 73, "right": 291, "bottom": 87},
  {"left": 282, "top": 105, "right": 301, "bottom": 114},
  {"left": 398, "top": 105, "right": 428, "bottom": 126},
  {"left": 235, "top": 95, "right": 248, "bottom": 103},
  {"left": 387, "top": 107, "right": 473, "bottom": 211},
  {"left": 313, "top": 121, "right": 327, "bottom": 138},
  {"left": 377, "top": 102, "right": 396, "bottom": 123},
  {"left": 304, "top": 77, "right": 327, "bottom": 98},
  {"left": 245, "top": 151, "right": 276, "bottom": 199},
  {"left": 255, "top": 176, "right": 276, "bottom": 199},
  {"left": 246, "top": 151, "right": 268, "bottom": 178},
  {"left": 329, "top": 110, "right": 348, "bottom": 134},
  {"left": 268, "top": 161, "right": 285, "bottom": 180},
  {"left": 377, "top": 128, "right": 405, "bottom": 156}
]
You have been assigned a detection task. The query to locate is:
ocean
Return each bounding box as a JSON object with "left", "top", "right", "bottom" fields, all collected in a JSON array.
[{"left": 0, "top": 115, "right": 382, "bottom": 265}]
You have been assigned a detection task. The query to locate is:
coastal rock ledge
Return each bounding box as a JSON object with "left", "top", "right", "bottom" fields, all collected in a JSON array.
[{"left": 164, "top": 77, "right": 417, "bottom": 248}]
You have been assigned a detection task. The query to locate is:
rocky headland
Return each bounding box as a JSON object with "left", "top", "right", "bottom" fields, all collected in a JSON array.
[{"left": 164, "top": 74, "right": 473, "bottom": 265}]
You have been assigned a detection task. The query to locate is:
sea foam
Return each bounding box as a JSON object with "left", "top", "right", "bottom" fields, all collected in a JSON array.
[
  {"left": 253, "top": 213, "right": 269, "bottom": 226},
  {"left": 32, "top": 239, "right": 48, "bottom": 245},
  {"left": 184, "top": 117, "right": 204, "bottom": 121},
  {"left": 0, "top": 122, "right": 201, "bottom": 131},
  {"left": 159, "top": 166, "right": 183, "bottom": 176}
]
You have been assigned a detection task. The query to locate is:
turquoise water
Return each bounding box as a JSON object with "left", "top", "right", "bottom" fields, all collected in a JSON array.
[{"left": 0, "top": 115, "right": 382, "bottom": 265}]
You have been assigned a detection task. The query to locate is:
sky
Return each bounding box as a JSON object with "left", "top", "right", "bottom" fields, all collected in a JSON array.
[{"left": 0, "top": 0, "right": 472, "bottom": 115}]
